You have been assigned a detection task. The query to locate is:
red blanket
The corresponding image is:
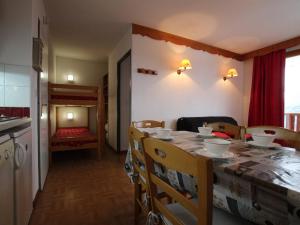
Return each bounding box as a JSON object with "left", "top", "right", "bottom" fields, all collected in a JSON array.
[
  {"left": 52, "top": 127, "right": 97, "bottom": 147},
  {"left": 54, "top": 127, "right": 93, "bottom": 138}
]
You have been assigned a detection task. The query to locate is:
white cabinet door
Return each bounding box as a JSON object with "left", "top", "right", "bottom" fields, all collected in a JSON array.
[
  {"left": 0, "top": 139, "right": 14, "bottom": 225},
  {"left": 15, "top": 129, "right": 33, "bottom": 225}
]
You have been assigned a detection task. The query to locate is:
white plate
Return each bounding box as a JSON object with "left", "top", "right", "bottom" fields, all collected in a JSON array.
[
  {"left": 152, "top": 135, "right": 174, "bottom": 141},
  {"left": 247, "top": 141, "right": 281, "bottom": 149},
  {"left": 195, "top": 149, "right": 235, "bottom": 159},
  {"left": 196, "top": 133, "right": 215, "bottom": 138}
]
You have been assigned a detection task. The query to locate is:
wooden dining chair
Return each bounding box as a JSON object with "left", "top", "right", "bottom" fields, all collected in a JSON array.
[
  {"left": 128, "top": 126, "right": 151, "bottom": 224},
  {"left": 246, "top": 126, "right": 300, "bottom": 150},
  {"left": 143, "top": 137, "right": 255, "bottom": 225},
  {"left": 143, "top": 137, "right": 213, "bottom": 225},
  {"left": 132, "top": 120, "right": 165, "bottom": 128},
  {"left": 207, "top": 122, "right": 243, "bottom": 139}
]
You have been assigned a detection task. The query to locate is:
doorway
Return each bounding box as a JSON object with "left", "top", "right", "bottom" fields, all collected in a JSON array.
[{"left": 117, "top": 50, "right": 131, "bottom": 152}]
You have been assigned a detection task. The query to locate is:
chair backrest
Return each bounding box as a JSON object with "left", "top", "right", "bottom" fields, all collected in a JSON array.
[
  {"left": 128, "top": 127, "right": 149, "bottom": 182},
  {"left": 132, "top": 120, "right": 165, "bottom": 128},
  {"left": 246, "top": 126, "right": 300, "bottom": 150},
  {"left": 177, "top": 116, "right": 238, "bottom": 132},
  {"left": 207, "top": 122, "right": 242, "bottom": 139},
  {"left": 143, "top": 137, "right": 213, "bottom": 225}
]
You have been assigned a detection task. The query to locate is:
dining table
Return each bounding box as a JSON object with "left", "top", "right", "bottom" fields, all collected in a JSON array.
[{"left": 125, "top": 129, "right": 300, "bottom": 225}]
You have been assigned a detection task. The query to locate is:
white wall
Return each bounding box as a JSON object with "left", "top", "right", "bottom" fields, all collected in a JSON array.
[
  {"left": 243, "top": 59, "right": 254, "bottom": 126},
  {"left": 48, "top": 41, "right": 57, "bottom": 138},
  {"left": 55, "top": 56, "right": 107, "bottom": 86},
  {"left": 0, "top": 0, "right": 32, "bottom": 66},
  {"left": 131, "top": 35, "right": 245, "bottom": 129},
  {"left": 108, "top": 28, "right": 132, "bottom": 149},
  {"left": 57, "top": 107, "right": 88, "bottom": 128},
  {"left": 48, "top": 40, "right": 56, "bottom": 83}
]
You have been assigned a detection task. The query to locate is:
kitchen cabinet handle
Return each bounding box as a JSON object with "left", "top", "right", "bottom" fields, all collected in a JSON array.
[
  {"left": 15, "top": 146, "right": 21, "bottom": 168},
  {"left": 4, "top": 150, "right": 9, "bottom": 160},
  {"left": 15, "top": 143, "right": 26, "bottom": 169}
]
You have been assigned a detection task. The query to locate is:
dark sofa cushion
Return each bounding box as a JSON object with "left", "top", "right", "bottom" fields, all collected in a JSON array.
[{"left": 177, "top": 116, "right": 238, "bottom": 132}]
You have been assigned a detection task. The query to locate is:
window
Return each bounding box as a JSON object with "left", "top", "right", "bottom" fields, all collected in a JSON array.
[{"left": 284, "top": 55, "right": 300, "bottom": 131}]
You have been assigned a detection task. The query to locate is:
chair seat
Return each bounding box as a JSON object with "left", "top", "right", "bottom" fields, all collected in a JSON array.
[{"left": 162, "top": 202, "right": 254, "bottom": 225}]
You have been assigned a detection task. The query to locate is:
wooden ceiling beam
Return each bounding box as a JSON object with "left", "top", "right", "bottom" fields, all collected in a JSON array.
[
  {"left": 286, "top": 48, "right": 300, "bottom": 58},
  {"left": 132, "top": 24, "right": 244, "bottom": 61},
  {"left": 132, "top": 24, "right": 300, "bottom": 61},
  {"left": 242, "top": 36, "right": 300, "bottom": 60}
]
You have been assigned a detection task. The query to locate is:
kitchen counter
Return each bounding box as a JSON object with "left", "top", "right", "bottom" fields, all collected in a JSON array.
[{"left": 0, "top": 118, "right": 32, "bottom": 133}]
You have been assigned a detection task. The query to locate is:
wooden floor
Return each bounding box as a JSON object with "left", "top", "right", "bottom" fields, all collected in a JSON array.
[{"left": 29, "top": 148, "right": 144, "bottom": 225}]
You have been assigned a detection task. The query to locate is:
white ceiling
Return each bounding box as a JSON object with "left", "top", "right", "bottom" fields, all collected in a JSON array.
[{"left": 45, "top": 0, "right": 300, "bottom": 62}]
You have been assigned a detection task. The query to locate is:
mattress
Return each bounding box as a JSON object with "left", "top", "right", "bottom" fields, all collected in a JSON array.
[
  {"left": 52, "top": 127, "right": 97, "bottom": 146},
  {"left": 54, "top": 127, "right": 94, "bottom": 138}
]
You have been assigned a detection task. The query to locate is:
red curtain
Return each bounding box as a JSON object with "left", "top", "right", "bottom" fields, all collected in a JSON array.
[{"left": 248, "top": 49, "right": 286, "bottom": 127}]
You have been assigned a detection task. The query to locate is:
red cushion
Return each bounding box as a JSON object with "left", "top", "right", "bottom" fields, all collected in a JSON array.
[
  {"left": 213, "top": 132, "right": 231, "bottom": 139},
  {"left": 245, "top": 133, "right": 252, "bottom": 140}
]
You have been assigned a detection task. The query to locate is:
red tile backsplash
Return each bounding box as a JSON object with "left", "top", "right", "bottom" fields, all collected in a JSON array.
[{"left": 0, "top": 107, "right": 30, "bottom": 117}]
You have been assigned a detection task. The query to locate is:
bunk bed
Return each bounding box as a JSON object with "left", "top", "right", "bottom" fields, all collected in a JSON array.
[{"left": 48, "top": 83, "right": 105, "bottom": 162}]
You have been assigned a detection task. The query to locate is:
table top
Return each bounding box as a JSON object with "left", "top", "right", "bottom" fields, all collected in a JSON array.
[{"left": 141, "top": 129, "right": 300, "bottom": 195}]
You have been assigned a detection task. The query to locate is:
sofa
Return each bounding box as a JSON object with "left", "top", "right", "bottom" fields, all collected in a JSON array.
[{"left": 176, "top": 116, "right": 238, "bottom": 132}]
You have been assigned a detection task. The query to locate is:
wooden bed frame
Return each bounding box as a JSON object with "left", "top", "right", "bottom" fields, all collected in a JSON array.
[{"left": 48, "top": 82, "right": 105, "bottom": 163}]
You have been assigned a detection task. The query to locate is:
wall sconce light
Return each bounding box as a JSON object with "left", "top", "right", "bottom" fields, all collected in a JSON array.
[
  {"left": 40, "top": 104, "right": 47, "bottom": 119},
  {"left": 177, "top": 59, "right": 192, "bottom": 75},
  {"left": 223, "top": 68, "right": 238, "bottom": 81},
  {"left": 67, "top": 74, "right": 74, "bottom": 82},
  {"left": 67, "top": 112, "right": 74, "bottom": 120}
]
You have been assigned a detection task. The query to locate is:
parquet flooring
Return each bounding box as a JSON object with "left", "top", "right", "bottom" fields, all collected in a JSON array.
[{"left": 29, "top": 148, "right": 144, "bottom": 225}]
